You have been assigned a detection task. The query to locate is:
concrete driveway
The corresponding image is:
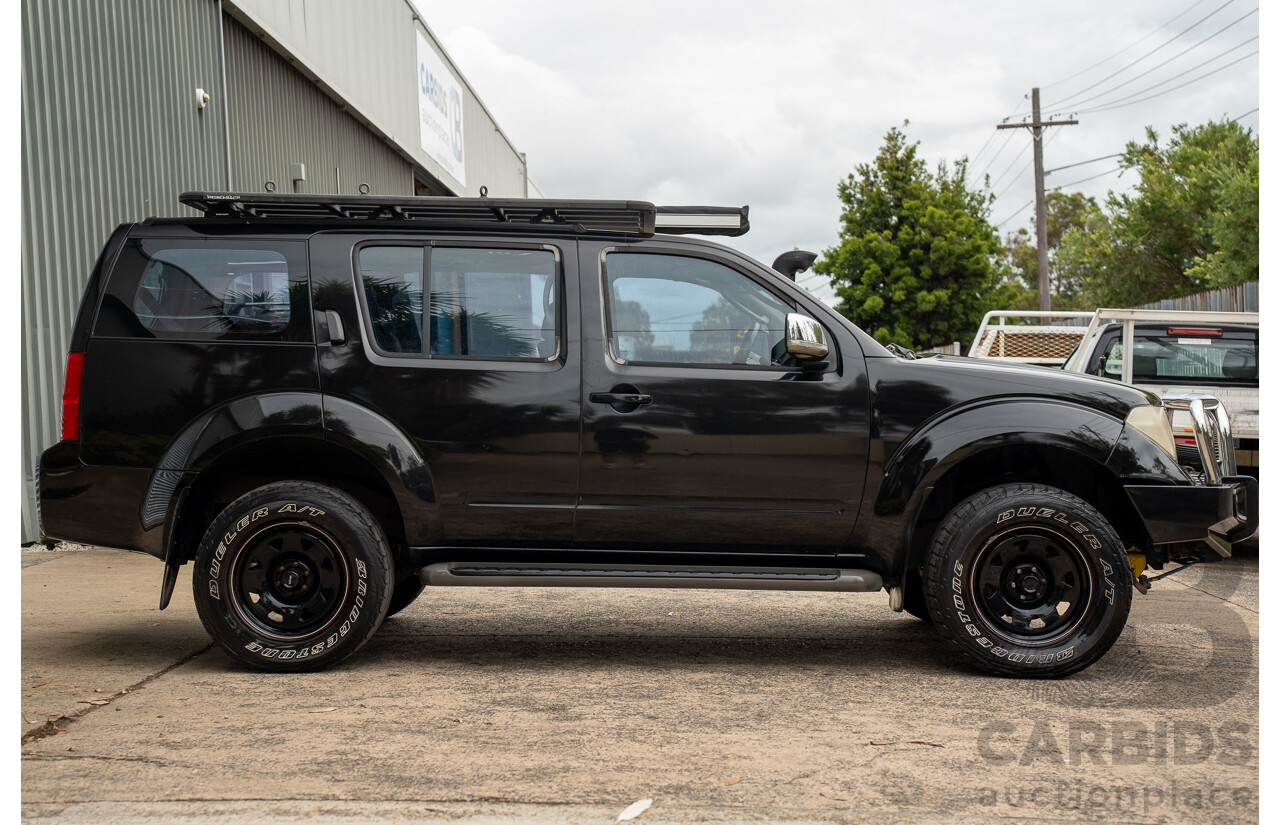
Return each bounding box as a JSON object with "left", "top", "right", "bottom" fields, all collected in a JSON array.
[{"left": 22, "top": 548, "right": 1258, "bottom": 824}]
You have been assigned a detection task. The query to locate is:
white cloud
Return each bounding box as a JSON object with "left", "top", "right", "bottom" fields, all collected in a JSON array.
[{"left": 416, "top": 0, "right": 1260, "bottom": 306}]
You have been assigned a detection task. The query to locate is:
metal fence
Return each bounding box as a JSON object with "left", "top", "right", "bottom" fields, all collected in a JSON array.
[{"left": 1135, "top": 282, "right": 1258, "bottom": 313}]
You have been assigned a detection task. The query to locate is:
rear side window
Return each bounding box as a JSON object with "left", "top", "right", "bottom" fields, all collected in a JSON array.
[
  {"left": 1099, "top": 329, "right": 1258, "bottom": 385},
  {"left": 95, "top": 239, "right": 311, "bottom": 342},
  {"left": 359, "top": 246, "right": 425, "bottom": 353},
  {"left": 358, "top": 245, "right": 559, "bottom": 361}
]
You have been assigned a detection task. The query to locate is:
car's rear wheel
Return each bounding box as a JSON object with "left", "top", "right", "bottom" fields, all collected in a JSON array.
[
  {"left": 192, "top": 481, "right": 394, "bottom": 672},
  {"left": 923, "top": 483, "right": 1132, "bottom": 677}
]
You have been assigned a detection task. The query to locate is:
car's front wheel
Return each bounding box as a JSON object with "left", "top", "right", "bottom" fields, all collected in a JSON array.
[
  {"left": 923, "top": 483, "right": 1132, "bottom": 677},
  {"left": 191, "top": 481, "right": 394, "bottom": 672}
]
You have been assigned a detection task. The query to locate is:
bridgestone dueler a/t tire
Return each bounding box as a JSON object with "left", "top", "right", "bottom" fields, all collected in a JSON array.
[
  {"left": 191, "top": 482, "right": 394, "bottom": 672},
  {"left": 923, "top": 483, "right": 1132, "bottom": 678}
]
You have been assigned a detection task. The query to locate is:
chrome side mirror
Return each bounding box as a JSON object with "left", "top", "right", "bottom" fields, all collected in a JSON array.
[{"left": 785, "top": 313, "right": 828, "bottom": 361}]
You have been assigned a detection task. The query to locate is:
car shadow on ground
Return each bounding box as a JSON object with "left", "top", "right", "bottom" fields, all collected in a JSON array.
[
  {"left": 26, "top": 621, "right": 213, "bottom": 675},
  {"left": 168, "top": 611, "right": 982, "bottom": 678},
  {"left": 360, "top": 615, "right": 973, "bottom": 677}
]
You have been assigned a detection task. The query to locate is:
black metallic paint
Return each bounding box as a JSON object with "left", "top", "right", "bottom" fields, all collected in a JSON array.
[
  {"left": 1125, "top": 477, "right": 1257, "bottom": 545},
  {"left": 574, "top": 239, "right": 871, "bottom": 553},
  {"left": 38, "top": 219, "right": 1249, "bottom": 585},
  {"left": 311, "top": 231, "right": 582, "bottom": 547}
]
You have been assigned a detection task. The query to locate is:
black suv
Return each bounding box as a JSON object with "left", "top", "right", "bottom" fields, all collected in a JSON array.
[{"left": 39, "top": 192, "right": 1257, "bottom": 676}]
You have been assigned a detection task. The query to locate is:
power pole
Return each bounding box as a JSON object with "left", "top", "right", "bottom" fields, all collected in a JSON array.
[{"left": 997, "top": 88, "right": 1077, "bottom": 311}]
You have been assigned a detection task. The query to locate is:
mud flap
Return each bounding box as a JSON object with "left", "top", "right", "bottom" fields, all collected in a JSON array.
[{"left": 159, "top": 560, "right": 180, "bottom": 610}]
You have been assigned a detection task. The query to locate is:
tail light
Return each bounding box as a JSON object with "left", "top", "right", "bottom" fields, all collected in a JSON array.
[
  {"left": 61, "top": 352, "right": 86, "bottom": 441},
  {"left": 1167, "top": 327, "right": 1221, "bottom": 337}
]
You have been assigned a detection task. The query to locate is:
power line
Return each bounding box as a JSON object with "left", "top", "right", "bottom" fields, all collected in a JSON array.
[
  {"left": 1053, "top": 15, "right": 1257, "bottom": 111},
  {"left": 1045, "top": 153, "right": 1122, "bottom": 175},
  {"left": 993, "top": 131, "right": 1064, "bottom": 200},
  {"left": 967, "top": 95, "right": 1031, "bottom": 184},
  {"left": 972, "top": 128, "right": 1019, "bottom": 182},
  {"left": 1045, "top": 0, "right": 1239, "bottom": 109},
  {"left": 994, "top": 158, "right": 1035, "bottom": 200},
  {"left": 989, "top": 141, "right": 1033, "bottom": 190},
  {"left": 1074, "top": 43, "right": 1258, "bottom": 113},
  {"left": 1051, "top": 165, "right": 1128, "bottom": 191},
  {"left": 1041, "top": 0, "right": 1212, "bottom": 91},
  {"left": 968, "top": 129, "right": 1000, "bottom": 171},
  {"left": 1233, "top": 107, "right": 1258, "bottom": 121},
  {"left": 995, "top": 199, "right": 1035, "bottom": 229},
  {"left": 1075, "top": 49, "right": 1257, "bottom": 114}
]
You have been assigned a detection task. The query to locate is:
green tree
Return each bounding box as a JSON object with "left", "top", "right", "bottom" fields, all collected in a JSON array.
[
  {"left": 1057, "top": 119, "right": 1258, "bottom": 307},
  {"left": 1000, "top": 191, "right": 1098, "bottom": 311},
  {"left": 814, "top": 123, "right": 1006, "bottom": 349}
]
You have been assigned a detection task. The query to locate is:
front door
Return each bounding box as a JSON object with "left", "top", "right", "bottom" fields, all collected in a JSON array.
[{"left": 575, "top": 241, "right": 870, "bottom": 554}]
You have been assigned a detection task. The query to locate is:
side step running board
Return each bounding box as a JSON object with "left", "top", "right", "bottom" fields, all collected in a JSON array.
[{"left": 420, "top": 562, "right": 883, "bottom": 592}]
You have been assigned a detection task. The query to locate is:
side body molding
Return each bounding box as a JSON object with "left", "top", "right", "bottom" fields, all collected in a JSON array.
[{"left": 850, "top": 398, "right": 1126, "bottom": 578}]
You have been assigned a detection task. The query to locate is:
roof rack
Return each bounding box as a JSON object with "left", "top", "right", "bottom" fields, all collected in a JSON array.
[{"left": 177, "top": 192, "right": 749, "bottom": 237}]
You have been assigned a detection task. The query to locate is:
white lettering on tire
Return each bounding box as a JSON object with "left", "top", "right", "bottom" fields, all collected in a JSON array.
[{"left": 224, "top": 502, "right": 375, "bottom": 661}]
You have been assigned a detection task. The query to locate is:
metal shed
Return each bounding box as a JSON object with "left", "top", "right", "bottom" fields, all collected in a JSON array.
[{"left": 21, "top": 0, "right": 532, "bottom": 541}]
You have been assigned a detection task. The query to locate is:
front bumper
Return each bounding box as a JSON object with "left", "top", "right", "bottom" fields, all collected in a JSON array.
[{"left": 1125, "top": 474, "right": 1259, "bottom": 558}]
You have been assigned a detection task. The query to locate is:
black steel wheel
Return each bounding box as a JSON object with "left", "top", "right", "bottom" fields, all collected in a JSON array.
[
  {"left": 231, "top": 525, "right": 349, "bottom": 639},
  {"left": 923, "top": 483, "right": 1132, "bottom": 677},
  {"left": 192, "top": 481, "right": 394, "bottom": 672},
  {"left": 971, "top": 527, "right": 1093, "bottom": 646}
]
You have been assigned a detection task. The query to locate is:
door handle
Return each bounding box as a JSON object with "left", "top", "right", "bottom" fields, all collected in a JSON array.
[
  {"left": 315, "top": 309, "right": 345, "bottom": 345},
  {"left": 589, "top": 392, "right": 652, "bottom": 405}
]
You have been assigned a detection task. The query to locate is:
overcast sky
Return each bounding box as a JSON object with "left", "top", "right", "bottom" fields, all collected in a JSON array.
[{"left": 414, "top": 0, "right": 1260, "bottom": 304}]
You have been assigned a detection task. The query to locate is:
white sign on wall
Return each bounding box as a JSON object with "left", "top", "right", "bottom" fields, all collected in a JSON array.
[{"left": 417, "top": 32, "right": 466, "bottom": 188}]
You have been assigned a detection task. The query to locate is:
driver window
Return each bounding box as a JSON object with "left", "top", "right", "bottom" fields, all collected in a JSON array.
[{"left": 604, "top": 253, "right": 796, "bottom": 368}]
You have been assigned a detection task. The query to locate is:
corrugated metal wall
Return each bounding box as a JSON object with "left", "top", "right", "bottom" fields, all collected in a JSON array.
[
  {"left": 1136, "top": 282, "right": 1259, "bottom": 313},
  {"left": 20, "top": 1, "right": 438, "bottom": 541},
  {"left": 21, "top": 0, "right": 229, "bottom": 542},
  {"left": 223, "top": 15, "right": 412, "bottom": 196},
  {"left": 225, "top": 0, "right": 530, "bottom": 196}
]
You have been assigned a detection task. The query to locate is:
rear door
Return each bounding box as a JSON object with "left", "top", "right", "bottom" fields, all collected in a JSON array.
[
  {"left": 574, "top": 239, "right": 870, "bottom": 554},
  {"left": 313, "top": 232, "right": 581, "bottom": 546}
]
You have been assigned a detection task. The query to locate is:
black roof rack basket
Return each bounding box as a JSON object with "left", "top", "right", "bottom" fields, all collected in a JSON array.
[{"left": 178, "top": 192, "right": 749, "bottom": 237}]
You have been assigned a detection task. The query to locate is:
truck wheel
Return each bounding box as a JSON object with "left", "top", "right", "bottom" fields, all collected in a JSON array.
[
  {"left": 385, "top": 575, "right": 426, "bottom": 618},
  {"left": 923, "top": 483, "right": 1131, "bottom": 677},
  {"left": 192, "top": 481, "right": 394, "bottom": 672}
]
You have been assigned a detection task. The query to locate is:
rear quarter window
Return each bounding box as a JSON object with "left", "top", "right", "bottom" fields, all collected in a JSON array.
[
  {"left": 1098, "top": 329, "right": 1258, "bottom": 385},
  {"left": 94, "top": 238, "right": 312, "bottom": 342}
]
